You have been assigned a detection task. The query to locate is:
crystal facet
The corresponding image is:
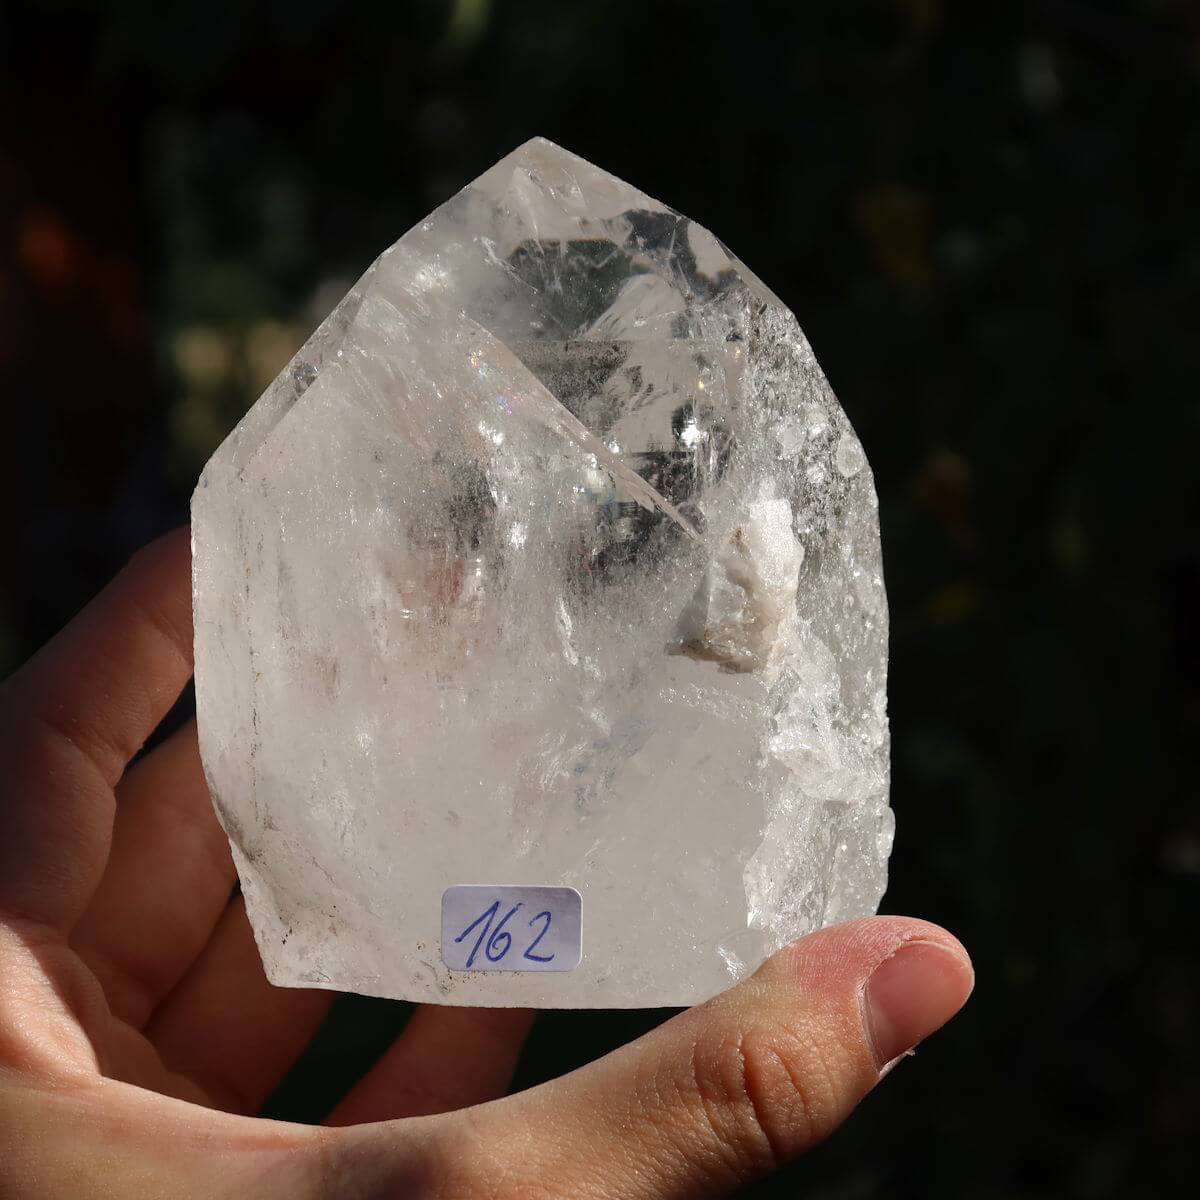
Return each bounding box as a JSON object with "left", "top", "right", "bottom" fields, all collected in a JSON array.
[{"left": 192, "top": 139, "right": 892, "bottom": 1007}]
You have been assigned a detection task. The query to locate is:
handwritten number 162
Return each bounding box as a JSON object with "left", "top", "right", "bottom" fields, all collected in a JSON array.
[{"left": 454, "top": 900, "right": 554, "bottom": 967}]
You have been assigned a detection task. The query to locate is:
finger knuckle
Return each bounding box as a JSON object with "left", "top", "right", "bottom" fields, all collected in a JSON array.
[{"left": 685, "top": 1014, "right": 841, "bottom": 1175}]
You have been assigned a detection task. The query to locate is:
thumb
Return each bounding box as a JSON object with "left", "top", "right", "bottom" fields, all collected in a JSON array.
[{"left": 374, "top": 915, "right": 973, "bottom": 1200}]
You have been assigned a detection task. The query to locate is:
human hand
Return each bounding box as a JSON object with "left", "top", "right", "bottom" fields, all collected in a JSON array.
[{"left": 0, "top": 528, "right": 973, "bottom": 1199}]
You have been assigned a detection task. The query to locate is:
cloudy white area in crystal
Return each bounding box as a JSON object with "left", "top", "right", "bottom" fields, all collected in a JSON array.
[{"left": 191, "top": 138, "right": 893, "bottom": 1007}]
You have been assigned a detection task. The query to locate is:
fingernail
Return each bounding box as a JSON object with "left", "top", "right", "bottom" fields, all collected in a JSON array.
[{"left": 863, "top": 939, "right": 974, "bottom": 1071}]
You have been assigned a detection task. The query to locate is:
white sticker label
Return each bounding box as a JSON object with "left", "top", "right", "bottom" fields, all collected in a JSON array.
[{"left": 441, "top": 885, "right": 582, "bottom": 972}]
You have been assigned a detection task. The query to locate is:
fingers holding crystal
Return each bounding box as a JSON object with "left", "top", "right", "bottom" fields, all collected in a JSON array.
[
  {"left": 369, "top": 918, "right": 973, "bottom": 1200},
  {"left": 0, "top": 528, "right": 194, "bottom": 931},
  {"left": 326, "top": 1005, "right": 535, "bottom": 1126},
  {"left": 70, "top": 720, "right": 236, "bottom": 1028}
]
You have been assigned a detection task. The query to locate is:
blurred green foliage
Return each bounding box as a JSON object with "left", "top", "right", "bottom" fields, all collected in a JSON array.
[{"left": 1, "top": 1, "right": 1197, "bottom": 1195}]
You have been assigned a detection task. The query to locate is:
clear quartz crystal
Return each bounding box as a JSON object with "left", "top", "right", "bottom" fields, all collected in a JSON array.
[{"left": 192, "top": 138, "right": 892, "bottom": 1007}]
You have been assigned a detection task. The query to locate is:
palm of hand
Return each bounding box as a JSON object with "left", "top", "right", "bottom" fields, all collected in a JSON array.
[{"left": 0, "top": 530, "right": 972, "bottom": 1199}]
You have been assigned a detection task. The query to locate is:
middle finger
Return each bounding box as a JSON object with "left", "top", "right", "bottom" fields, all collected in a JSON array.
[
  {"left": 146, "top": 895, "right": 333, "bottom": 1114},
  {"left": 71, "top": 720, "right": 237, "bottom": 1028}
]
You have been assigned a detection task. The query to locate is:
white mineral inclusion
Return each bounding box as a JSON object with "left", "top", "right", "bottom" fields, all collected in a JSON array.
[{"left": 192, "top": 138, "right": 893, "bottom": 1008}]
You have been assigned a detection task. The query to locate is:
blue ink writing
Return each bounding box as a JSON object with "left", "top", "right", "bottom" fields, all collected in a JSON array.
[
  {"left": 454, "top": 898, "right": 556, "bottom": 966},
  {"left": 523, "top": 910, "right": 555, "bottom": 962}
]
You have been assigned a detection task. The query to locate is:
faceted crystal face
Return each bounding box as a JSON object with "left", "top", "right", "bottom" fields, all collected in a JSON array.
[{"left": 192, "top": 138, "right": 892, "bottom": 1007}]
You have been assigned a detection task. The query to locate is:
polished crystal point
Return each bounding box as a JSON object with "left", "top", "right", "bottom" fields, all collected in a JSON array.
[{"left": 192, "top": 138, "right": 892, "bottom": 1007}]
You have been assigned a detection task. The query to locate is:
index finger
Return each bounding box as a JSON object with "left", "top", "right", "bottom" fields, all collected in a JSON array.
[{"left": 0, "top": 527, "right": 194, "bottom": 930}]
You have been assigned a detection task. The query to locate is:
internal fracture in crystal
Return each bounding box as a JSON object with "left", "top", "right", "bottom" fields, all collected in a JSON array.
[{"left": 192, "top": 138, "right": 893, "bottom": 1007}]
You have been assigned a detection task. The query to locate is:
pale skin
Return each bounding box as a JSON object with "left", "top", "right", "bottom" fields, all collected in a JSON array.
[{"left": 0, "top": 528, "right": 974, "bottom": 1198}]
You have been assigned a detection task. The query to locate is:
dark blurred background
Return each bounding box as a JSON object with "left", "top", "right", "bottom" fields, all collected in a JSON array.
[{"left": 2, "top": 1, "right": 1197, "bottom": 1195}]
